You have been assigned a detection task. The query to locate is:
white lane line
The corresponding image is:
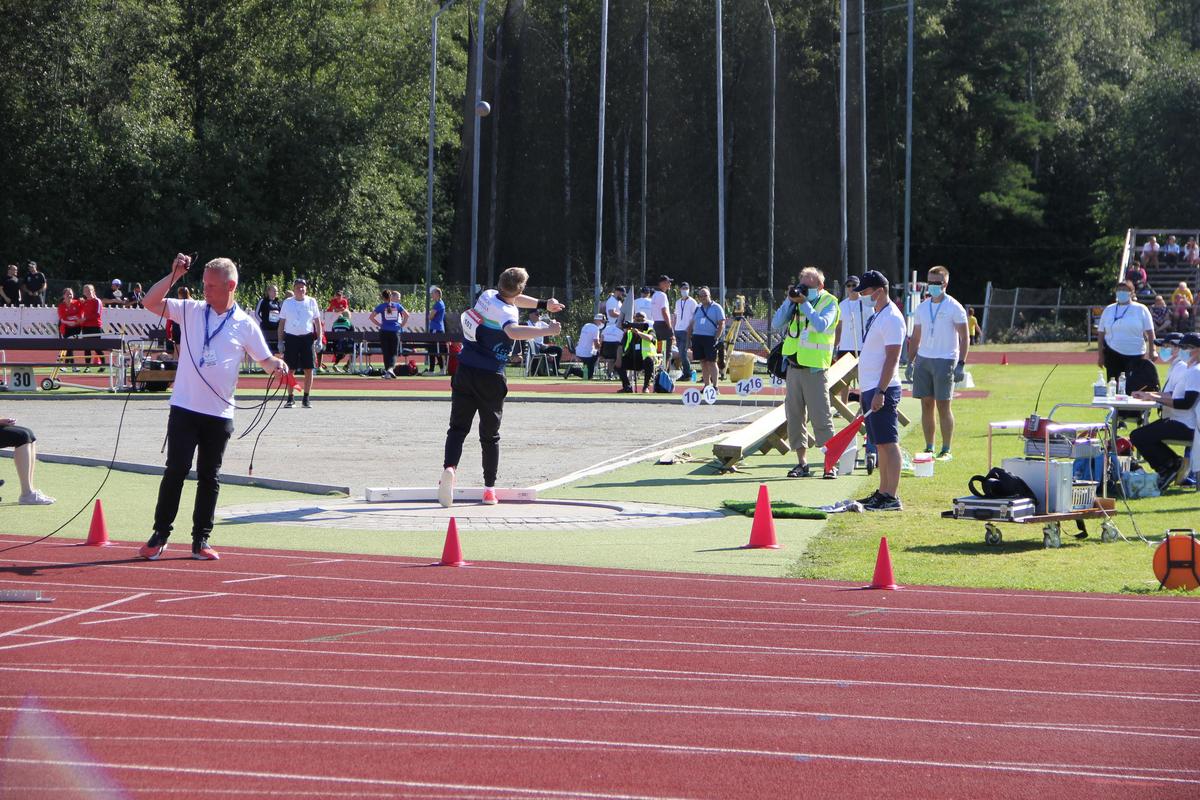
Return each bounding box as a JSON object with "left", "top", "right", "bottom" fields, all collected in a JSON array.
[
  {"left": 0, "top": 593, "right": 149, "bottom": 639},
  {"left": 3, "top": 641, "right": 1194, "bottom": 705},
  {"left": 0, "top": 637, "right": 77, "bottom": 652},
  {"left": 156, "top": 593, "right": 226, "bottom": 604},
  {"left": 79, "top": 613, "right": 158, "bottom": 626},
  {"left": 530, "top": 408, "right": 766, "bottom": 492},
  {"left": 0, "top": 757, "right": 685, "bottom": 800},
  {"left": 222, "top": 575, "right": 288, "bottom": 585},
  {"left": 296, "top": 559, "right": 345, "bottom": 567},
  {"left": 1, "top": 716, "right": 1197, "bottom": 788},
  {"left": 1, "top": 693, "right": 1196, "bottom": 742}
]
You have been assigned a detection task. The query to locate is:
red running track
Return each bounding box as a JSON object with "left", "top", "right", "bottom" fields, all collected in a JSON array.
[{"left": 0, "top": 536, "right": 1197, "bottom": 799}]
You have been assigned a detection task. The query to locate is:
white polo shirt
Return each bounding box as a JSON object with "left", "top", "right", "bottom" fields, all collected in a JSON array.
[
  {"left": 1098, "top": 301, "right": 1154, "bottom": 356},
  {"left": 650, "top": 290, "right": 670, "bottom": 325},
  {"left": 914, "top": 295, "right": 968, "bottom": 361},
  {"left": 279, "top": 295, "right": 321, "bottom": 336},
  {"left": 1161, "top": 358, "right": 1190, "bottom": 422},
  {"left": 602, "top": 296, "right": 624, "bottom": 343},
  {"left": 1169, "top": 362, "right": 1200, "bottom": 431},
  {"left": 166, "top": 299, "right": 271, "bottom": 420},
  {"left": 634, "top": 296, "right": 653, "bottom": 318},
  {"left": 836, "top": 297, "right": 873, "bottom": 352}
]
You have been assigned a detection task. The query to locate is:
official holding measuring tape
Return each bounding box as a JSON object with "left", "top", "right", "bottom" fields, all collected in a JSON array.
[{"left": 139, "top": 255, "right": 288, "bottom": 561}]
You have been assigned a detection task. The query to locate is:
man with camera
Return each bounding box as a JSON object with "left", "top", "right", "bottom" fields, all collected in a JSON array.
[
  {"left": 771, "top": 267, "right": 841, "bottom": 478},
  {"left": 619, "top": 311, "right": 657, "bottom": 393}
]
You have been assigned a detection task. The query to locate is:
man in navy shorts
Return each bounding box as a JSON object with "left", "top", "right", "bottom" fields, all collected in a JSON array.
[{"left": 853, "top": 271, "right": 905, "bottom": 511}]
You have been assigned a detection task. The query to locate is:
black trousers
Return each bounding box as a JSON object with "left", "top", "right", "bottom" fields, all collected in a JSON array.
[
  {"left": 153, "top": 406, "right": 234, "bottom": 540},
  {"left": 1102, "top": 343, "right": 1140, "bottom": 382},
  {"left": 380, "top": 330, "right": 400, "bottom": 370},
  {"left": 580, "top": 355, "right": 598, "bottom": 379},
  {"left": 621, "top": 358, "right": 653, "bottom": 391},
  {"left": 443, "top": 365, "right": 508, "bottom": 487},
  {"left": 80, "top": 325, "right": 103, "bottom": 363},
  {"left": 1129, "top": 418, "right": 1193, "bottom": 473},
  {"left": 62, "top": 327, "right": 81, "bottom": 362}
]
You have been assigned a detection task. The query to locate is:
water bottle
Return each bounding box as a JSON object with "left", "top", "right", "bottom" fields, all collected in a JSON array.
[
  {"left": 1107, "top": 378, "right": 1116, "bottom": 398},
  {"left": 1093, "top": 370, "right": 1106, "bottom": 399},
  {"left": 1117, "top": 372, "right": 1126, "bottom": 397}
]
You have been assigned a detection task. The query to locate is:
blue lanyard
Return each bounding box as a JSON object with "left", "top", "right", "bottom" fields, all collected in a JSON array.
[
  {"left": 1112, "top": 303, "right": 1130, "bottom": 324},
  {"left": 927, "top": 298, "right": 945, "bottom": 329},
  {"left": 199, "top": 304, "right": 235, "bottom": 368}
]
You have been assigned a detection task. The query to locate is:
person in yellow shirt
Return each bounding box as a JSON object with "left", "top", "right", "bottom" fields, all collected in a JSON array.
[
  {"left": 1172, "top": 282, "right": 1195, "bottom": 332},
  {"left": 967, "top": 306, "right": 982, "bottom": 345}
]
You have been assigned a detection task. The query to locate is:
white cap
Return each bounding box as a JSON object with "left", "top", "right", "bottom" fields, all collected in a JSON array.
[{"left": 111, "top": 279, "right": 122, "bottom": 285}]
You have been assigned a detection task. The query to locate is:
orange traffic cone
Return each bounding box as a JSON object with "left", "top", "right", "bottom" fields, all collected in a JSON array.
[
  {"left": 436, "top": 517, "right": 467, "bottom": 566},
  {"left": 81, "top": 499, "right": 112, "bottom": 547},
  {"left": 865, "top": 537, "right": 898, "bottom": 590},
  {"left": 1000, "top": 353, "right": 1008, "bottom": 366},
  {"left": 743, "top": 484, "right": 781, "bottom": 549}
]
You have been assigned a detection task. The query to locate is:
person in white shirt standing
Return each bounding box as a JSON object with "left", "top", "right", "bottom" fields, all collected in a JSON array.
[
  {"left": 139, "top": 254, "right": 288, "bottom": 560},
  {"left": 600, "top": 285, "right": 627, "bottom": 375},
  {"left": 907, "top": 265, "right": 969, "bottom": 461},
  {"left": 1097, "top": 279, "right": 1156, "bottom": 381},
  {"left": 834, "top": 275, "right": 873, "bottom": 403},
  {"left": 673, "top": 281, "right": 698, "bottom": 379},
  {"left": 634, "top": 287, "right": 653, "bottom": 319},
  {"left": 277, "top": 278, "right": 323, "bottom": 408},
  {"left": 649, "top": 274, "right": 674, "bottom": 363},
  {"left": 853, "top": 270, "right": 905, "bottom": 511}
]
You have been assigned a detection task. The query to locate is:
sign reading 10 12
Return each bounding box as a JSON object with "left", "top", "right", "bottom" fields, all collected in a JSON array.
[{"left": 735, "top": 376, "right": 764, "bottom": 396}]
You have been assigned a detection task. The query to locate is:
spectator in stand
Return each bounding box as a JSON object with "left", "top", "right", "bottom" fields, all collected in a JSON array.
[
  {"left": 1097, "top": 280, "right": 1155, "bottom": 381},
  {"left": 688, "top": 286, "right": 726, "bottom": 391},
  {"left": 1, "top": 417, "right": 55, "bottom": 505},
  {"left": 1184, "top": 237, "right": 1199, "bottom": 267},
  {"left": 277, "top": 278, "right": 323, "bottom": 407},
  {"left": 1152, "top": 295, "right": 1172, "bottom": 336},
  {"left": 1, "top": 264, "right": 20, "bottom": 305},
  {"left": 618, "top": 311, "right": 657, "bottom": 393},
  {"left": 326, "top": 289, "right": 350, "bottom": 315},
  {"left": 673, "top": 281, "right": 698, "bottom": 380},
  {"left": 634, "top": 286, "right": 653, "bottom": 319},
  {"left": 1163, "top": 235, "right": 1181, "bottom": 265},
  {"left": 967, "top": 306, "right": 981, "bottom": 345},
  {"left": 369, "top": 289, "right": 407, "bottom": 378},
  {"left": 77, "top": 284, "right": 104, "bottom": 369},
  {"left": 1125, "top": 262, "right": 1151, "bottom": 297},
  {"left": 1141, "top": 236, "right": 1160, "bottom": 268},
  {"left": 128, "top": 282, "right": 145, "bottom": 306},
  {"left": 21, "top": 262, "right": 47, "bottom": 305},
  {"left": 57, "top": 287, "right": 82, "bottom": 370},
  {"left": 427, "top": 286, "right": 447, "bottom": 374},
  {"left": 103, "top": 279, "right": 126, "bottom": 306},
  {"left": 1171, "top": 281, "right": 1194, "bottom": 309},
  {"left": 255, "top": 284, "right": 282, "bottom": 353},
  {"left": 650, "top": 274, "right": 674, "bottom": 360},
  {"left": 600, "top": 285, "right": 627, "bottom": 376},
  {"left": 574, "top": 312, "right": 604, "bottom": 379}
]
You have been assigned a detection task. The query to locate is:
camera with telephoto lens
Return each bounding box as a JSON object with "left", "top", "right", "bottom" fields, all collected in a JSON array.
[
  {"left": 621, "top": 320, "right": 650, "bottom": 331},
  {"left": 788, "top": 285, "right": 804, "bottom": 300}
]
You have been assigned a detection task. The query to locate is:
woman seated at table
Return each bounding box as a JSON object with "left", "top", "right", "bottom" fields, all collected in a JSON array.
[{"left": 1130, "top": 332, "right": 1200, "bottom": 492}]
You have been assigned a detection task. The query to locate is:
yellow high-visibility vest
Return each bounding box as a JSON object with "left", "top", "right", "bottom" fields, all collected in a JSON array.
[
  {"left": 780, "top": 290, "right": 840, "bottom": 369},
  {"left": 623, "top": 328, "right": 655, "bottom": 360}
]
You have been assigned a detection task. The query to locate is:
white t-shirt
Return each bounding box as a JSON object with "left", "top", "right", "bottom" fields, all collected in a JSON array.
[
  {"left": 1169, "top": 362, "right": 1200, "bottom": 431},
  {"left": 836, "top": 297, "right": 873, "bottom": 352},
  {"left": 1098, "top": 301, "right": 1154, "bottom": 356},
  {"left": 650, "top": 290, "right": 670, "bottom": 325},
  {"left": 576, "top": 323, "right": 601, "bottom": 358},
  {"left": 602, "top": 296, "right": 624, "bottom": 342},
  {"left": 1161, "top": 358, "right": 1190, "bottom": 422},
  {"left": 529, "top": 319, "right": 550, "bottom": 347},
  {"left": 914, "top": 295, "right": 968, "bottom": 361},
  {"left": 634, "top": 297, "right": 653, "bottom": 318},
  {"left": 674, "top": 296, "right": 698, "bottom": 332},
  {"left": 1142, "top": 241, "right": 1160, "bottom": 257},
  {"left": 279, "top": 296, "right": 321, "bottom": 336},
  {"left": 858, "top": 301, "right": 905, "bottom": 391},
  {"left": 166, "top": 299, "right": 271, "bottom": 420}
]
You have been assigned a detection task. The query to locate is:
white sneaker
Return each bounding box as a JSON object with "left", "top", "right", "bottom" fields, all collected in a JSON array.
[
  {"left": 19, "top": 490, "right": 56, "bottom": 505},
  {"left": 438, "top": 467, "right": 456, "bottom": 508}
]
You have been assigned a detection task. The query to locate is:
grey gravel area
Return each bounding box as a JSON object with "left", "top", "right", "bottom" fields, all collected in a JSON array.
[{"left": 6, "top": 397, "right": 760, "bottom": 495}]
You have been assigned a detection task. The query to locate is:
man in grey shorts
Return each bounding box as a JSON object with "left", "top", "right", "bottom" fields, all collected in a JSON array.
[{"left": 908, "top": 265, "right": 969, "bottom": 460}]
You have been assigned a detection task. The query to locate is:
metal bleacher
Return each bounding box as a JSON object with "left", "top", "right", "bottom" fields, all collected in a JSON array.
[{"left": 1120, "top": 228, "right": 1200, "bottom": 331}]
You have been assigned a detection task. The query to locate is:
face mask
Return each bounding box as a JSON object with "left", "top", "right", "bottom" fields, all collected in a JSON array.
[
  {"left": 928, "top": 285, "right": 944, "bottom": 298},
  {"left": 806, "top": 287, "right": 820, "bottom": 302},
  {"left": 1160, "top": 347, "right": 1174, "bottom": 361},
  {"left": 1116, "top": 291, "right": 1131, "bottom": 304},
  {"left": 680, "top": 289, "right": 689, "bottom": 298}
]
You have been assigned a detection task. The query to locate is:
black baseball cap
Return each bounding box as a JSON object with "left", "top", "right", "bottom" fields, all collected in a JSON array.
[
  {"left": 857, "top": 270, "right": 888, "bottom": 291},
  {"left": 614, "top": 285, "right": 627, "bottom": 293},
  {"left": 845, "top": 274, "right": 860, "bottom": 287},
  {"left": 656, "top": 274, "right": 673, "bottom": 284},
  {"left": 1179, "top": 332, "right": 1200, "bottom": 349},
  {"left": 1154, "top": 332, "right": 1183, "bottom": 346},
  {"left": 679, "top": 281, "right": 690, "bottom": 289}
]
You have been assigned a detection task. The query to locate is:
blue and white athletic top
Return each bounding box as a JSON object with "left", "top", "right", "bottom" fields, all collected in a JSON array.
[{"left": 459, "top": 289, "right": 519, "bottom": 373}]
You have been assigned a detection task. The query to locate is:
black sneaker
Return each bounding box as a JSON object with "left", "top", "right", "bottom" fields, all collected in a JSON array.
[
  {"left": 856, "top": 490, "right": 883, "bottom": 506},
  {"left": 787, "top": 464, "right": 812, "bottom": 478},
  {"left": 139, "top": 531, "right": 170, "bottom": 560},
  {"left": 192, "top": 538, "right": 220, "bottom": 560},
  {"left": 284, "top": 398, "right": 295, "bottom": 408},
  {"left": 1156, "top": 469, "right": 1177, "bottom": 493},
  {"left": 863, "top": 492, "right": 903, "bottom": 512},
  {"left": 301, "top": 398, "right": 312, "bottom": 409}
]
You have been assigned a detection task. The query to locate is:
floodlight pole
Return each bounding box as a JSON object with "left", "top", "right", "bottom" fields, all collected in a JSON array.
[
  {"left": 427, "top": 0, "right": 458, "bottom": 327},
  {"left": 640, "top": 0, "right": 649, "bottom": 290},
  {"left": 765, "top": 1, "right": 776, "bottom": 305},
  {"left": 593, "top": 0, "right": 610, "bottom": 306},
  {"left": 469, "top": 0, "right": 487, "bottom": 302},
  {"left": 838, "top": 0, "right": 848, "bottom": 287},
  {"left": 859, "top": 0, "right": 868, "bottom": 273},
  {"left": 716, "top": 0, "right": 727, "bottom": 305},
  {"left": 903, "top": 0, "right": 914, "bottom": 288}
]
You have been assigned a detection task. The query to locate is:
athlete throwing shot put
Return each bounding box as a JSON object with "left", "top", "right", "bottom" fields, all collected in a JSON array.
[
  {"left": 139, "top": 254, "right": 289, "bottom": 560},
  {"left": 439, "top": 267, "right": 564, "bottom": 507}
]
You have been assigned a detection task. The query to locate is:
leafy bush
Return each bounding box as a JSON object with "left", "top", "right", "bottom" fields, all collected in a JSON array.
[{"left": 990, "top": 320, "right": 1084, "bottom": 344}]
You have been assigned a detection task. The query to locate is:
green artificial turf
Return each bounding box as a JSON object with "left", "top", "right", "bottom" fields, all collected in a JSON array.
[{"left": 721, "top": 500, "right": 827, "bottom": 519}]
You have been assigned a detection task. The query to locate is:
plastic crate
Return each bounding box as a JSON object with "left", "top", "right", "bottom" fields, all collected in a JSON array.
[{"left": 1071, "top": 481, "right": 1098, "bottom": 510}]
